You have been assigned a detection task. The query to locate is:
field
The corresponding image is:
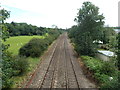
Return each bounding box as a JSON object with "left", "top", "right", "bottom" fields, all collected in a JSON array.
[{"left": 4, "top": 35, "right": 47, "bottom": 55}]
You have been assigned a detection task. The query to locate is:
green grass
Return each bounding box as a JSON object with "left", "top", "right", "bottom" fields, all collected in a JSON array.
[{"left": 4, "top": 35, "right": 46, "bottom": 55}]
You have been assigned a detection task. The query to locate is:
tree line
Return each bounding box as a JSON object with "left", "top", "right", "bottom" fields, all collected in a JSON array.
[
  {"left": 6, "top": 22, "right": 47, "bottom": 36},
  {"left": 6, "top": 22, "right": 65, "bottom": 36}
]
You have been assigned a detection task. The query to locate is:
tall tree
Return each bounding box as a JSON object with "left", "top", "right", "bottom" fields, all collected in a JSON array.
[
  {"left": 73, "top": 1, "right": 105, "bottom": 56},
  {"left": 0, "top": 8, "right": 14, "bottom": 88}
]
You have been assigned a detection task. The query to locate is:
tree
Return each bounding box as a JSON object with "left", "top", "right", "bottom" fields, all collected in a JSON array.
[
  {"left": 72, "top": 1, "right": 105, "bottom": 56},
  {"left": 0, "top": 9, "right": 10, "bottom": 41},
  {"left": 1, "top": 8, "right": 29, "bottom": 88},
  {"left": 101, "top": 27, "right": 116, "bottom": 44},
  {"left": 0, "top": 8, "right": 14, "bottom": 88}
]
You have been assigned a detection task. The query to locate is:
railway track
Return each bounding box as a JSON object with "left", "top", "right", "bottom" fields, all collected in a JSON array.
[{"left": 23, "top": 33, "right": 96, "bottom": 89}]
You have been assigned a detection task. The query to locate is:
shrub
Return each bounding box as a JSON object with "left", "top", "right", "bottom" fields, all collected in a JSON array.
[
  {"left": 19, "top": 43, "right": 31, "bottom": 57},
  {"left": 44, "top": 35, "right": 54, "bottom": 45},
  {"left": 2, "top": 53, "right": 28, "bottom": 88},
  {"left": 2, "top": 51, "right": 14, "bottom": 88},
  {"left": 95, "top": 73, "right": 119, "bottom": 89},
  {"left": 12, "top": 56, "right": 29, "bottom": 75},
  {"left": 19, "top": 38, "right": 47, "bottom": 57},
  {"left": 94, "top": 73, "right": 109, "bottom": 83},
  {"left": 19, "top": 31, "right": 60, "bottom": 58},
  {"left": 100, "top": 61, "right": 116, "bottom": 76},
  {"left": 100, "top": 76, "right": 119, "bottom": 89},
  {"left": 81, "top": 56, "right": 103, "bottom": 73},
  {"left": 81, "top": 55, "right": 119, "bottom": 89}
]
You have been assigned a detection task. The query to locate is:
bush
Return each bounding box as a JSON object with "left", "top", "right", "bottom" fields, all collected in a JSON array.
[
  {"left": 100, "top": 61, "right": 116, "bottom": 76},
  {"left": 95, "top": 73, "right": 119, "bottom": 89},
  {"left": 94, "top": 73, "right": 109, "bottom": 83},
  {"left": 12, "top": 56, "right": 29, "bottom": 75},
  {"left": 44, "top": 35, "right": 54, "bottom": 45},
  {"left": 81, "top": 56, "right": 119, "bottom": 89},
  {"left": 19, "top": 38, "right": 48, "bottom": 57},
  {"left": 2, "top": 51, "right": 14, "bottom": 88},
  {"left": 81, "top": 56, "right": 103, "bottom": 73},
  {"left": 2, "top": 53, "right": 28, "bottom": 88},
  {"left": 19, "top": 30, "right": 60, "bottom": 58},
  {"left": 100, "top": 76, "right": 119, "bottom": 89}
]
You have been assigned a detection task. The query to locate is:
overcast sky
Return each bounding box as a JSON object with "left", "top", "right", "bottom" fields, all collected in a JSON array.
[{"left": 0, "top": 0, "right": 119, "bottom": 29}]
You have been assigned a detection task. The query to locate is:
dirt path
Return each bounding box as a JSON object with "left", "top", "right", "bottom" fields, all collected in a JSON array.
[{"left": 23, "top": 32, "right": 96, "bottom": 89}]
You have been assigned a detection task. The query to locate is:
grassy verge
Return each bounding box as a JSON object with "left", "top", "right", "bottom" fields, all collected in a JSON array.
[{"left": 81, "top": 56, "right": 119, "bottom": 89}]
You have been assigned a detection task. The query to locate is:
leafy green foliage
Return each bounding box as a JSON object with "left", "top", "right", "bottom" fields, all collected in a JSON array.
[
  {"left": 2, "top": 54, "right": 29, "bottom": 88},
  {"left": 100, "top": 75, "right": 119, "bottom": 89},
  {"left": 100, "top": 61, "right": 116, "bottom": 76},
  {"left": 101, "top": 27, "right": 116, "bottom": 44},
  {"left": 6, "top": 22, "right": 47, "bottom": 36},
  {"left": 81, "top": 56, "right": 119, "bottom": 89},
  {"left": 69, "top": 1, "right": 104, "bottom": 56},
  {"left": 81, "top": 56, "right": 103, "bottom": 72},
  {"left": 2, "top": 52, "right": 14, "bottom": 88},
  {"left": 6, "top": 22, "right": 64, "bottom": 37},
  {"left": 12, "top": 56, "right": 29, "bottom": 75},
  {"left": 0, "top": 8, "right": 14, "bottom": 88},
  {"left": 0, "top": 9, "right": 10, "bottom": 23},
  {"left": 19, "top": 38, "right": 47, "bottom": 57},
  {"left": 19, "top": 29, "right": 60, "bottom": 58}
]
